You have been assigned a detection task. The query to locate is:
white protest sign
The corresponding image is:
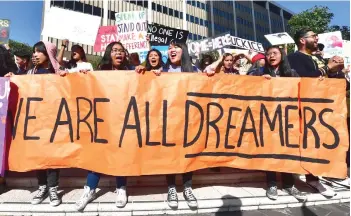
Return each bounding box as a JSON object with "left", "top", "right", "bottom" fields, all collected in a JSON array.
[
  {"left": 223, "top": 48, "right": 249, "bottom": 56},
  {"left": 115, "top": 11, "right": 148, "bottom": 53},
  {"left": 41, "top": 7, "right": 101, "bottom": 46},
  {"left": 343, "top": 40, "right": 351, "bottom": 70},
  {"left": 187, "top": 32, "right": 264, "bottom": 57},
  {"left": 318, "top": 31, "right": 343, "bottom": 59},
  {"left": 264, "top": 32, "right": 294, "bottom": 45}
]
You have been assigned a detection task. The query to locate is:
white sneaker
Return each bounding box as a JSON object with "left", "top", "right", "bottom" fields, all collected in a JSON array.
[
  {"left": 116, "top": 186, "right": 127, "bottom": 208},
  {"left": 75, "top": 186, "right": 96, "bottom": 211},
  {"left": 307, "top": 180, "right": 336, "bottom": 198}
]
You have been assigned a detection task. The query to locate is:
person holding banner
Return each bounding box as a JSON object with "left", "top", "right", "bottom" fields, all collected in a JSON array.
[
  {"left": 247, "top": 53, "right": 266, "bottom": 76},
  {"left": 214, "top": 53, "right": 239, "bottom": 74},
  {"left": 144, "top": 48, "right": 164, "bottom": 72},
  {"left": 75, "top": 41, "right": 131, "bottom": 211},
  {"left": 5, "top": 41, "right": 62, "bottom": 206},
  {"left": 57, "top": 39, "right": 93, "bottom": 73},
  {"left": 288, "top": 28, "right": 344, "bottom": 198}
]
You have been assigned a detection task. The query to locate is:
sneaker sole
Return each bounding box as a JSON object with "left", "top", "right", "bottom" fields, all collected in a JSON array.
[
  {"left": 186, "top": 202, "right": 198, "bottom": 208},
  {"left": 75, "top": 195, "right": 96, "bottom": 211},
  {"left": 306, "top": 182, "right": 336, "bottom": 198},
  {"left": 50, "top": 200, "right": 62, "bottom": 207},
  {"left": 266, "top": 194, "right": 278, "bottom": 200},
  {"left": 167, "top": 200, "right": 178, "bottom": 208}
]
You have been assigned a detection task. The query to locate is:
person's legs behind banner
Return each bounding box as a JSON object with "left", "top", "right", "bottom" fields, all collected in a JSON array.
[
  {"left": 32, "top": 169, "right": 61, "bottom": 206},
  {"left": 166, "top": 172, "right": 197, "bottom": 208}
]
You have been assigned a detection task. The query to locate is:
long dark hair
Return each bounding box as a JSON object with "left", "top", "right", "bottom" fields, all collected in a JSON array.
[
  {"left": 164, "top": 41, "right": 194, "bottom": 72},
  {"left": 199, "top": 54, "right": 213, "bottom": 71},
  {"left": 0, "top": 45, "right": 17, "bottom": 76},
  {"left": 98, "top": 42, "right": 130, "bottom": 70},
  {"left": 264, "top": 45, "right": 297, "bottom": 77},
  {"left": 145, "top": 49, "right": 164, "bottom": 70},
  {"left": 32, "top": 41, "right": 55, "bottom": 73},
  {"left": 66, "top": 45, "right": 87, "bottom": 69}
]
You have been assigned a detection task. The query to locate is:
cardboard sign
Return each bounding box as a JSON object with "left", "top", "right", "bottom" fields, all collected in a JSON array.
[
  {"left": 264, "top": 32, "right": 295, "bottom": 45},
  {"left": 41, "top": 7, "right": 101, "bottom": 46},
  {"left": 0, "top": 78, "right": 9, "bottom": 176},
  {"left": 94, "top": 26, "right": 118, "bottom": 52},
  {"left": 147, "top": 23, "right": 189, "bottom": 46},
  {"left": 139, "top": 46, "right": 169, "bottom": 64},
  {"left": 6, "top": 73, "right": 348, "bottom": 178},
  {"left": 343, "top": 40, "right": 351, "bottom": 70},
  {"left": 318, "top": 31, "right": 343, "bottom": 59},
  {"left": 115, "top": 11, "right": 148, "bottom": 53},
  {"left": 223, "top": 48, "right": 249, "bottom": 56},
  {"left": 0, "top": 19, "right": 10, "bottom": 45},
  {"left": 187, "top": 32, "right": 264, "bottom": 57}
]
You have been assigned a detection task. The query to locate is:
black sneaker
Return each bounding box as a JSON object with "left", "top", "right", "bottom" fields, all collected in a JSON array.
[
  {"left": 266, "top": 185, "right": 278, "bottom": 200},
  {"left": 284, "top": 186, "right": 307, "bottom": 202},
  {"left": 49, "top": 186, "right": 62, "bottom": 206},
  {"left": 167, "top": 186, "right": 178, "bottom": 208},
  {"left": 183, "top": 187, "right": 197, "bottom": 208},
  {"left": 31, "top": 185, "right": 48, "bottom": 205}
]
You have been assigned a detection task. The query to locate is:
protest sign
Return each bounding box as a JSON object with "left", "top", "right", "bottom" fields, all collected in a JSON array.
[
  {"left": 115, "top": 11, "right": 148, "bottom": 53},
  {"left": 147, "top": 23, "right": 189, "bottom": 46},
  {"left": 94, "top": 26, "right": 118, "bottom": 52},
  {"left": 0, "top": 78, "right": 9, "bottom": 176},
  {"left": 0, "top": 19, "right": 10, "bottom": 45},
  {"left": 264, "top": 32, "right": 294, "bottom": 45},
  {"left": 6, "top": 73, "right": 348, "bottom": 178},
  {"left": 223, "top": 48, "right": 249, "bottom": 56},
  {"left": 187, "top": 32, "right": 264, "bottom": 57},
  {"left": 343, "top": 40, "right": 351, "bottom": 70},
  {"left": 41, "top": 7, "right": 101, "bottom": 46},
  {"left": 139, "top": 46, "right": 168, "bottom": 63},
  {"left": 318, "top": 31, "right": 343, "bottom": 59}
]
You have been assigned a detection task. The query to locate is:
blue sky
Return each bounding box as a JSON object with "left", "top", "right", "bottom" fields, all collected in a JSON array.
[{"left": 0, "top": 1, "right": 349, "bottom": 46}]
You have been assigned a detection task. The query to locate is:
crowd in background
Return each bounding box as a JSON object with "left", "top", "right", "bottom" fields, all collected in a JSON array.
[{"left": 0, "top": 27, "right": 349, "bottom": 212}]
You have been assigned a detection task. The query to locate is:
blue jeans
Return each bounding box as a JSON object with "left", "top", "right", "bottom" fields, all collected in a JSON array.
[{"left": 86, "top": 171, "right": 126, "bottom": 190}]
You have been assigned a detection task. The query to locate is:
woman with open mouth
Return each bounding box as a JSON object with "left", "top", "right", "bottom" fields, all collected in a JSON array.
[
  {"left": 145, "top": 48, "right": 164, "bottom": 74},
  {"left": 75, "top": 42, "right": 131, "bottom": 212}
]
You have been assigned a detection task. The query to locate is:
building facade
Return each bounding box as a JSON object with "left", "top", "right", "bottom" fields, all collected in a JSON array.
[{"left": 42, "top": 0, "right": 293, "bottom": 56}]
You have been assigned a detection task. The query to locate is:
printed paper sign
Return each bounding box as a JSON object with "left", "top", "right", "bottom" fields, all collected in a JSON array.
[
  {"left": 343, "top": 40, "right": 351, "bottom": 70},
  {"left": 41, "top": 7, "right": 101, "bottom": 46},
  {"left": 6, "top": 73, "right": 348, "bottom": 178},
  {"left": 139, "top": 46, "right": 168, "bottom": 64},
  {"left": 187, "top": 32, "right": 264, "bottom": 57},
  {"left": 94, "top": 26, "right": 118, "bottom": 52},
  {"left": 147, "top": 23, "right": 189, "bottom": 46},
  {"left": 264, "top": 32, "right": 294, "bottom": 45},
  {"left": 115, "top": 11, "right": 148, "bottom": 53},
  {"left": 223, "top": 48, "right": 249, "bottom": 56},
  {"left": 318, "top": 31, "right": 343, "bottom": 59},
  {"left": 0, "top": 78, "right": 9, "bottom": 176},
  {"left": 0, "top": 19, "right": 10, "bottom": 45}
]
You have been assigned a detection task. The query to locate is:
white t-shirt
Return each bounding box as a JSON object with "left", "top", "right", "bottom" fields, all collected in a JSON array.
[{"left": 67, "top": 62, "right": 94, "bottom": 73}]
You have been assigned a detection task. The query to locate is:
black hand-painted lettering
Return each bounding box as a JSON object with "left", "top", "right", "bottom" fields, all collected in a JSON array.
[
  {"left": 319, "top": 108, "right": 339, "bottom": 149},
  {"left": 94, "top": 98, "right": 110, "bottom": 144},
  {"left": 183, "top": 100, "right": 204, "bottom": 148},
  {"left": 303, "top": 106, "right": 320, "bottom": 149},
  {"left": 205, "top": 102, "right": 223, "bottom": 148},
  {"left": 50, "top": 98, "right": 73, "bottom": 143},
  {"left": 24, "top": 97, "right": 43, "bottom": 140},
  {"left": 224, "top": 107, "right": 241, "bottom": 149},
  {"left": 162, "top": 100, "right": 175, "bottom": 147},
  {"left": 237, "top": 107, "right": 259, "bottom": 148},
  {"left": 12, "top": 97, "right": 23, "bottom": 139},
  {"left": 119, "top": 96, "right": 142, "bottom": 148},
  {"left": 259, "top": 104, "right": 284, "bottom": 147},
  {"left": 145, "top": 101, "right": 161, "bottom": 146},
  {"left": 284, "top": 105, "right": 299, "bottom": 148},
  {"left": 76, "top": 97, "right": 93, "bottom": 142}
]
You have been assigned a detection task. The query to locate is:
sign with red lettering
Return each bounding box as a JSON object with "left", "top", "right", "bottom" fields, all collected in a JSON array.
[
  {"left": 115, "top": 11, "right": 148, "bottom": 53},
  {"left": 94, "top": 26, "right": 118, "bottom": 52},
  {"left": 0, "top": 19, "right": 10, "bottom": 45}
]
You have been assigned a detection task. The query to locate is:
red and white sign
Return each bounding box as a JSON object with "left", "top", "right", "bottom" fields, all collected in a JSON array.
[{"left": 94, "top": 26, "right": 118, "bottom": 52}]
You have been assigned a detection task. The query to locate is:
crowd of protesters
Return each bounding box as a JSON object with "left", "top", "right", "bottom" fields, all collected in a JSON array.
[{"left": 0, "top": 27, "right": 349, "bottom": 211}]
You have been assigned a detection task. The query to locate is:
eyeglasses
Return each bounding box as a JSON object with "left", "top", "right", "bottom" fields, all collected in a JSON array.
[
  {"left": 304, "top": 34, "right": 318, "bottom": 39},
  {"left": 111, "top": 49, "right": 125, "bottom": 54}
]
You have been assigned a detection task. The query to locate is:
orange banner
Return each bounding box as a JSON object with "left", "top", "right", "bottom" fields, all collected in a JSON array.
[{"left": 6, "top": 72, "right": 349, "bottom": 178}]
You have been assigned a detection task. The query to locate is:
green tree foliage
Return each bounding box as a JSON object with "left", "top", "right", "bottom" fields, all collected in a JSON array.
[
  {"left": 288, "top": 6, "right": 334, "bottom": 36},
  {"left": 8, "top": 39, "right": 32, "bottom": 56}
]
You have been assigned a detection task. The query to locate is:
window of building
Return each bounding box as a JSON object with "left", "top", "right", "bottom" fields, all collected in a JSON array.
[
  {"left": 191, "top": 1, "right": 196, "bottom": 7},
  {"left": 152, "top": 2, "right": 156, "bottom": 10},
  {"left": 197, "top": 1, "right": 200, "bottom": 8},
  {"left": 204, "top": 20, "right": 208, "bottom": 27},
  {"left": 137, "top": 1, "right": 143, "bottom": 7},
  {"left": 130, "top": 1, "right": 136, "bottom": 4},
  {"left": 205, "top": 4, "right": 210, "bottom": 11},
  {"left": 194, "top": 34, "right": 198, "bottom": 40},
  {"left": 189, "top": 33, "right": 193, "bottom": 40},
  {"left": 187, "top": 1, "right": 191, "bottom": 5},
  {"left": 143, "top": 1, "right": 148, "bottom": 8},
  {"left": 190, "top": 15, "right": 195, "bottom": 23},
  {"left": 84, "top": 4, "right": 92, "bottom": 14},
  {"left": 64, "top": 1, "right": 74, "bottom": 10},
  {"left": 174, "top": 10, "right": 179, "bottom": 18},
  {"left": 186, "top": 14, "right": 190, "bottom": 21},
  {"left": 93, "top": 6, "right": 101, "bottom": 16},
  {"left": 201, "top": 3, "right": 205, "bottom": 10},
  {"left": 200, "top": 19, "right": 203, "bottom": 26},
  {"left": 180, "top": 12, "right": 183, "bottom": 19},
  {"left": 195, "top": 17, "right": 199, "bottom": 24},
  {"left": 157, "top": 4, "right": 161, "bottom": 12},
  {"left": 162, "top": 6, "right": 168, "bottom": 15},
  {"left": 169, "top": 8, "right": 174, "bottom": 16}
]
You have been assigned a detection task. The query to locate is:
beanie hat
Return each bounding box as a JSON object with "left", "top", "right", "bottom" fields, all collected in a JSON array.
[{"left": 251, "top": 53, "right": 265, "bottom": 64}]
